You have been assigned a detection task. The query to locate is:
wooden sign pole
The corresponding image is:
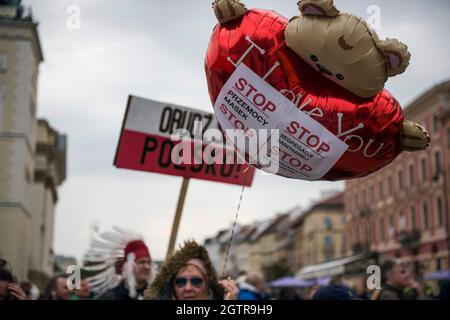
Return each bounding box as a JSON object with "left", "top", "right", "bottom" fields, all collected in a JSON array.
[{"left": 166, "top": 177, "right": 190, "bottom": 258}]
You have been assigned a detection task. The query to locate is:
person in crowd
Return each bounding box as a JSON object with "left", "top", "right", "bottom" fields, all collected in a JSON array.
[
  {"left": 98, "top": 240, "right": 154, "bottom": 300},
  {"left": 41, "top": 274, "right": 71, "bottom": 300},
  {"left": 83, "top": 226, "right": 156, "bottom": 300},
  {"left": 373, "top": 259, "right": 425, "bottom": 300},
  {"left": 304, "top": 284, "right": 321, "bottom": 300},
  {"left": 144, "top": 240, "right": 238, "bottom": 300},
  {"left": 98, "top": 247, "right": 153, "bottom": 300},
  {"left": 0, "top": 267, "right": 26, "bottom": 300},
  {"left": 70, "top": 280, "right": 94, "bottom": 300},
  {"left": 20, "top": 282, "right": 34, "bottom": 300},
  {"left": 237, "top": 271, "right": 268, "bottom": 300},
  {"left": 0, "top": 259, "right": 11, "bottom": 270}
]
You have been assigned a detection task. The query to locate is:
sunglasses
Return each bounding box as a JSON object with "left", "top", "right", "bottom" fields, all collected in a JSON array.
[{"left": 174, "top": 277, "right": 204, "bottom": 288}]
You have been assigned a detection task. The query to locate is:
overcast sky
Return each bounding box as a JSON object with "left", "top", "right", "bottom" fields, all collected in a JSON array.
[{"left": 21, "top": 0, "right": 450, "bottom": 263}]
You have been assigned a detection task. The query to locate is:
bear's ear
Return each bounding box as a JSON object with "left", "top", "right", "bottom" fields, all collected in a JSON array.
[
  {"left": 213, "top": 0, "right": 247, "bottom": 24},
  {"left": 376, "top": 38, "right": 411, "bottom": 77},
  {"left": 297, "top": 0, "right": 339, "bottom": 17}
]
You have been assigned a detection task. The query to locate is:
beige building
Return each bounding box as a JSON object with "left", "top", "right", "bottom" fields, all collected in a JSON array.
[
  {"left": 257, "top": 214, "right": 291, "bottom": 275},
  {"left": 0, "top": 4, "right": 66, "bottom": 286},
  {"left": 205, "top": 209, "right": 316, "bottom": 279},
  {"left": 28, "top": 120, "right": 66, "bottom": 286},
  {"left": 345, "top": 80, "right": 450, "bottom": 276},
  {"left": 204, "top": 229, "right": 229, "bottom": 276},
  {"left": 247, "top": 219, "right": 274, "bottom": 274},
  {"left": 292, "top": 193, "right": 346, "bottom": 272},
  {"left": 292, "top": 215, "right": 305, "bottom": 272},
  {"left": 233, "top": 225, "right": 256, "bottom": 275}
]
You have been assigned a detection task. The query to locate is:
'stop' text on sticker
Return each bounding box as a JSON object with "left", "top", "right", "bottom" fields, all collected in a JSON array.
[{"left": 235, "top": 78, "right": 277, "bottom": 113}]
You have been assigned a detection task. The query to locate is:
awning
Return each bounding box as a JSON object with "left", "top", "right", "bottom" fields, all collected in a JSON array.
[
  {"left": 424, "top": 269, "right": 450, "bottom": 281},
  {"left": 269, "top": 277, "right": 315, "bottom": 288},
  {"left": 296, "top": 253, "right": 370, "bottom": 280}
]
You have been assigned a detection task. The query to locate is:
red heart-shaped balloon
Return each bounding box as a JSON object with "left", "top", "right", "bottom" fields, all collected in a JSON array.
[{"left": 205, "top": 9, "right": 404, "bottom": 181}]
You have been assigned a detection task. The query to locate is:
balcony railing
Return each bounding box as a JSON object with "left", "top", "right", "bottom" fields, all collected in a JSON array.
[
  {"left": 398, "top": 229, "right": 421, "bottom": 249},
  {"left": 358, "top": 206, "right": 372, "bottom": 217}
]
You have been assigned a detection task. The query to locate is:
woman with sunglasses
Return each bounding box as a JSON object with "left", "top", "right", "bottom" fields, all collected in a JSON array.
[{"left": 144, "top": 241, "right": 238, "bottom": 300}]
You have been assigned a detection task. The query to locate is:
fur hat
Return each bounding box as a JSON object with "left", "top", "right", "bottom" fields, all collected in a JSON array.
[{"left": 144, "top": 240, "right": 224, "bottom": 300}]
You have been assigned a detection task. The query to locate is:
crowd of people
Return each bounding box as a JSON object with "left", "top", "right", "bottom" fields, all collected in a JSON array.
[{"left": 1, "top": 231, "right": 449, "bottom": 301}]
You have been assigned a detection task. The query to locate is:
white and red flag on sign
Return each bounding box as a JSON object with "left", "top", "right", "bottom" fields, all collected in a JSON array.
[{"left": 114, "top": 95, "right": 255, "bottom": 186}]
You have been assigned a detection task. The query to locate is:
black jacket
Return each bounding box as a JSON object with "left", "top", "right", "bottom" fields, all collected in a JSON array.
[
  {"left": 98, "top": 281, "right": 146, "bottom": 300},
  {"left": 378, "top": 285, "right": 404, "bottom": 300}
]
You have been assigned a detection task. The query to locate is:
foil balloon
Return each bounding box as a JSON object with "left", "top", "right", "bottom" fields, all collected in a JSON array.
[{"left": 205, "top": 0, "right": 430, "bottom": 181}]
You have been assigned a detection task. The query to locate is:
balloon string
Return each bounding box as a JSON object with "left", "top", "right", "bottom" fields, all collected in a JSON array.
[{"left": 221, "top": 164, "right": 249, "bottom": 278}]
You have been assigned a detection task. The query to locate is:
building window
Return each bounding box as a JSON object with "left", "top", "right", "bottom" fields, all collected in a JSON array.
[
  {"left": 399, "top": 211, "right": 406, "bottom": 230},
  {"left": 342, "top": 235, "right": 346, "bottom": 254},
  {"left": 432, "top": 114, "right": 440, "bottom": 133},
  {"left": 380, "top": 217, "right": 385, "bottom": 240},
  {"left": 437, "top": 258, "right": 442, "bottom": 271},
  {"left": 437, "top": 197, "right": 444, "bottom": 226},
  {"left": 388, "top": 215, "right": 395, "bottom": 238},
  {"left": 324, "top": 217, "right": 333, "bottom": 230},
  {"left": 423, "top": 201, "right": 429, "bottom": 230},
  {"left": 370, "top": 185, "right": 374, "bottom": 201},
  {"left": 324, "top": 236, "right": 334, "bottom": 260},
  {"left": 434, "top": 151, "right": 442, "bottom": 177},
  {"left": 371, "top": 222, "right": 376, "bottom": 242},
  {"left": 379, "top": 180, "right": 384, "bottom": 198},
  {"left": 421, "top": 158, "right": 428, "bottom": 181},
  {"left": 373, "top": 222, "right": 378, "bottom": 241},
  {"left": 398, "top": 170, "right": 403, "bottom": 191},
  {"left": 411, "top": 206, "right": 417, "bottom": 230},
  {"left": 0, "top": 54, "right": 7, "bottom": 73},
  {"left": 388, "top": 176, "right": 393, "bottom": 193},
  {"left": 409, "top": 164, "right": 415, "bottom": 186}
]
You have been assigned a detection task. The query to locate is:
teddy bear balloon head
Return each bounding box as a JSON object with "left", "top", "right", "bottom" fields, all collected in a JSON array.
[{"left": 285, "top": 0, "right": 411, "bottom": 98}]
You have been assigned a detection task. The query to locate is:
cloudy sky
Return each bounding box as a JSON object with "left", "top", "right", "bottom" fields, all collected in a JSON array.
[{"left": 21, "top": 0, "right": 450, "bottom": 262}]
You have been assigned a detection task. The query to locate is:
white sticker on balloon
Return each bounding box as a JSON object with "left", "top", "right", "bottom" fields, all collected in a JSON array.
[{"left": 213, "top": 63, "right": 348, "bottom": 180}]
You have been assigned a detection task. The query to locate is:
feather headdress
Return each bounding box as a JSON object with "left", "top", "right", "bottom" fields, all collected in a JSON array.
[{"left": 82, "top": 226, "right": 152, "bottom": 298}]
